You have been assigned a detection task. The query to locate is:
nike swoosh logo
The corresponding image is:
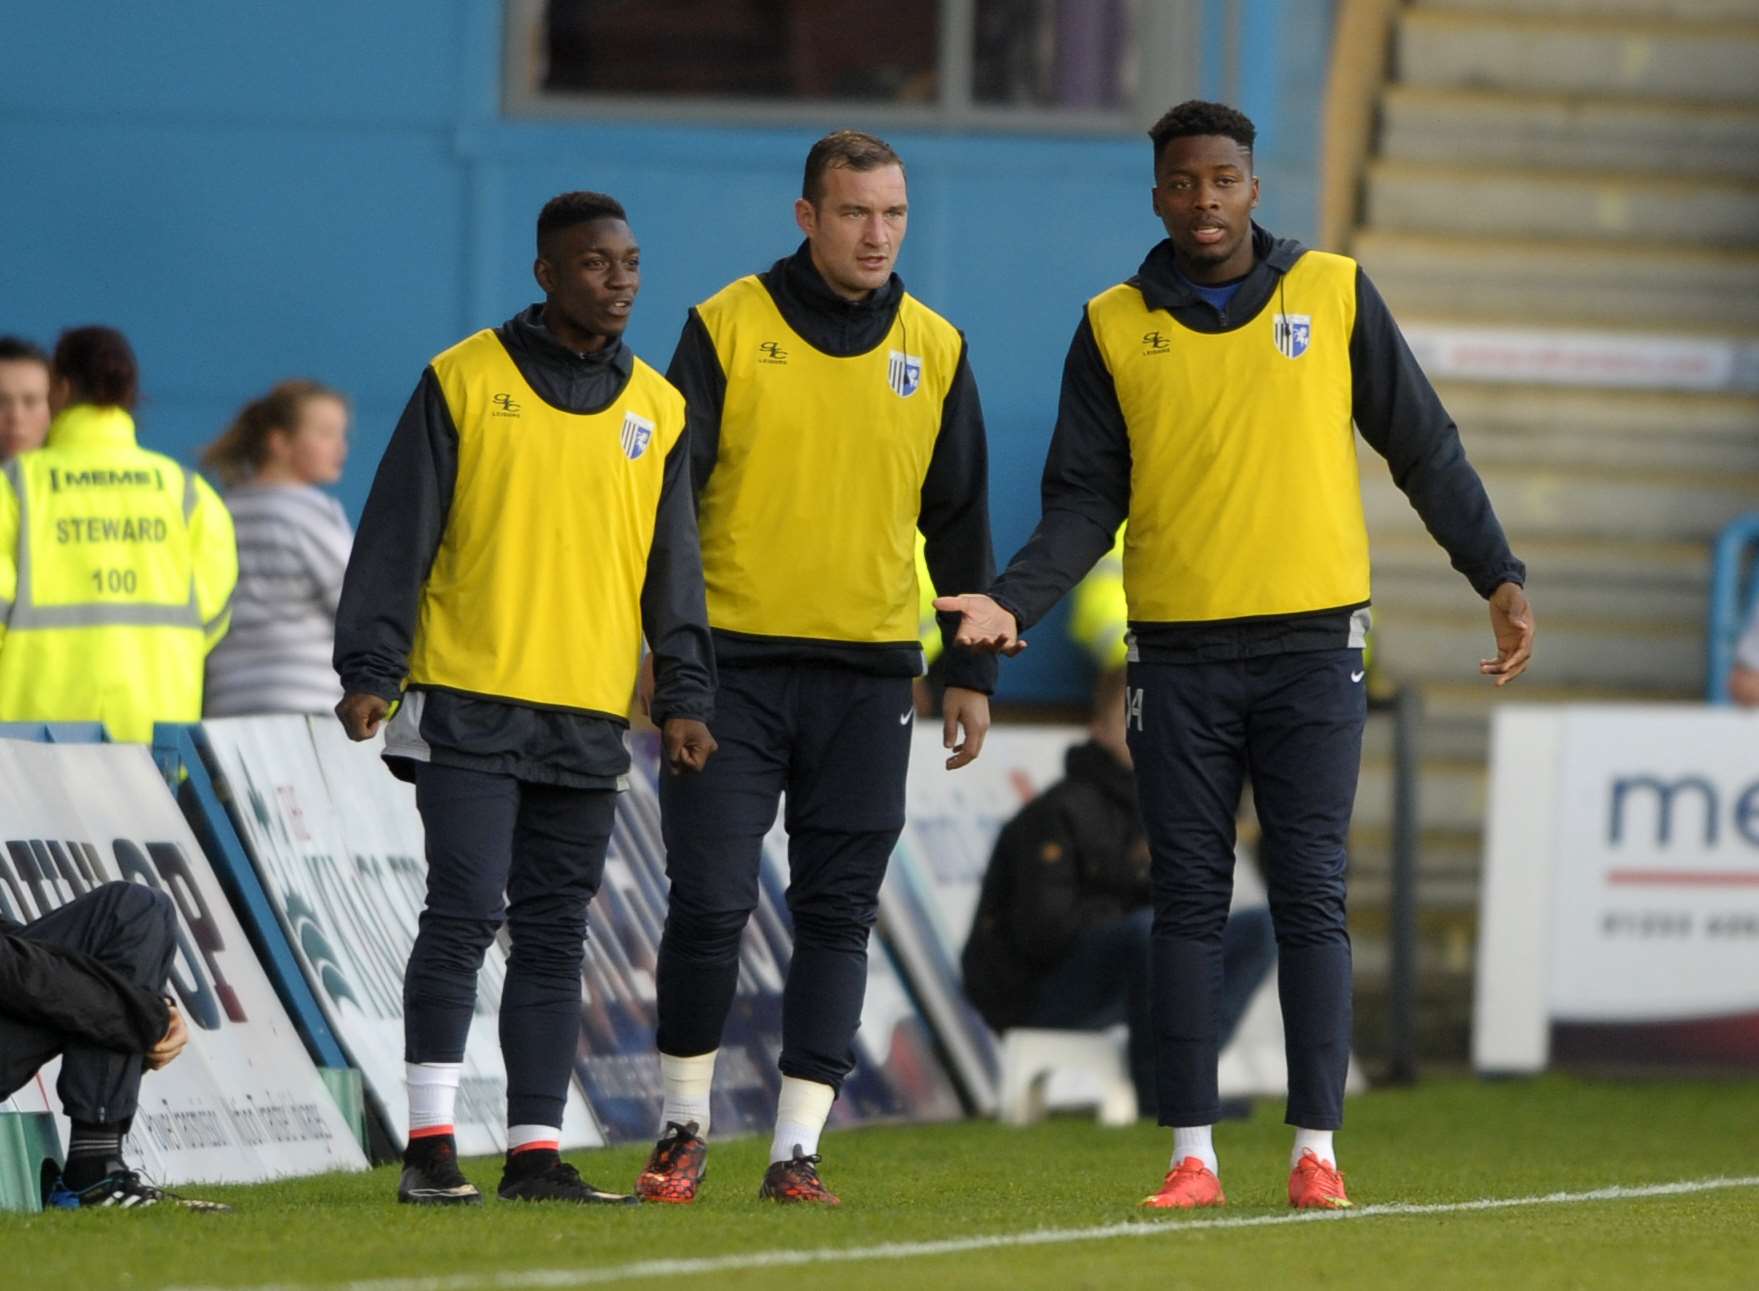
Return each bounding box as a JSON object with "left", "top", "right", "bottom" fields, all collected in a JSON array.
[
  {"left": 899, "top": 710, "right": 913, "bottom": 724},
  {"left": 1350, "top": 671, "right": 1365, "bottom": 683}
]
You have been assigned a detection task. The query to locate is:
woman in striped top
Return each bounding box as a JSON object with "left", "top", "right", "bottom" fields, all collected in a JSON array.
[{"left": 200, "top": 380, "right": 354, "bottom": 717}]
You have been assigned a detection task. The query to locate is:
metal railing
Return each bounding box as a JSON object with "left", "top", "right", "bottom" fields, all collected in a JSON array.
[
  {"left": 1707, "top": 512, "right": 1759, "bottom": 704},
  {"left": 1367, "top": 684, "right": 1421, "bottom": 1085}
]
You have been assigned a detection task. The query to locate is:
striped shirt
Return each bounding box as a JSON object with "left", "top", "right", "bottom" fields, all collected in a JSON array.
[{"left": 203, "top": 483, "right": 353, "bottom": 717}]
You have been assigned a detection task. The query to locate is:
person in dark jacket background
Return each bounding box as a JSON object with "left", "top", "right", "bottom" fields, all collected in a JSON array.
[
  {"left": 1, "top": 881, "right": 226, "bottom": 1210},
  {"left": 961, "top": 669, "right": 1274, "bottom": 1116}
]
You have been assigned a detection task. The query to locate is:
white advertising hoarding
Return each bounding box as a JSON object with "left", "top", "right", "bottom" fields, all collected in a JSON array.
[
  {"left": 200, "top": 717, "right": 603, "bottom": 1154},
  {"left": 0, "top": 739, "right": 367, "bottom": 1184},
  {"left": 1476, "top": 705, "right": 1759, "bottom": 1072}
]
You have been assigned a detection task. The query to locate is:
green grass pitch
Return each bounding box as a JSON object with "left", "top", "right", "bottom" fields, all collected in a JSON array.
[{"left": 6, "top": 1074, "right": 1757, "bottom": 1290}]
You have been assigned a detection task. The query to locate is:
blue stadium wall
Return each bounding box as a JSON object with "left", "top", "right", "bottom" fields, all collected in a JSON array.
[{"left": 1, "top": 1, "right": 1332, "bottom": 703}]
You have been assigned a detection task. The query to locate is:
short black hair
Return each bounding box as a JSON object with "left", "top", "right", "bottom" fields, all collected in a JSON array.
[
  {"left": 802, "top": 129, "right": 905, "bottom": 206},
  {"left": 0, "top": 336, "right": 49, "bottom": 368},
  {"left": 1148, "top": 100, "right": 1256, "bottom": 168},
  {"left": 536, "top": 190, "right": 628, "bottom": 255},
  {"left": 53, "top": 325, "right": 139, "bottom": 411}
]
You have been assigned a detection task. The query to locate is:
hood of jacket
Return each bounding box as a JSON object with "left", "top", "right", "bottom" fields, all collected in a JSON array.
[{"left": 1130, "top": 223, "right": 1307, "bottom": 332}]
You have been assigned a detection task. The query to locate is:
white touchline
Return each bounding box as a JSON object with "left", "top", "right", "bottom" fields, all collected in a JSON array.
[{"left": 163, "top": 1174, "right": 1759, "bottom": 1291}]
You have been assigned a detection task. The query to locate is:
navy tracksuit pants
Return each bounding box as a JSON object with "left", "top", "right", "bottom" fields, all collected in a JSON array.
[
  {"left": 0, "top": 882, "right": 177, "bottom": 1126},
  {"left": 405, "top": 763, "right": 615, "bottom": 1129},
  {"left": 1127, "top": 647, "right": 1365, "bottom": 1130},
  {"left": 655, "top": 663, "right": 914, "bottom": 1091}
]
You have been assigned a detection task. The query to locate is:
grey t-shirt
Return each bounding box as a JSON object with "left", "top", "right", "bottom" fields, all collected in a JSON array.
[{"left": 203, "top": 482, "right": 353, "bottom": 717}]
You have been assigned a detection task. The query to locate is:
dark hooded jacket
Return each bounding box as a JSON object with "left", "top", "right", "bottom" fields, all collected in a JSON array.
[
  {"left": 334, "top": 306, "right": 715, "bottom": 787},
  {"left": 961, "top": 739, "right": 1149, "bottom": 1032},
  {"left": 0, "top": 912, "right": 170, "bottom": 1098},
  {"left": 987, "top": 225, "right": 1525, "bottom": 660},
  {"left": 665, "top": 243, "right": 998, "bottom": 693}
]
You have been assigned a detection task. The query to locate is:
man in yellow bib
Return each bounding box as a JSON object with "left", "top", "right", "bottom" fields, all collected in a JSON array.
[
  {"left": 937, "top": 102, "right": 1535, "bottom": 1211},
  {"left": 334, "top": 191, "right": 717, "bottom": 1208},
  {"left": 635, "top": 131, "right": 997, "bottom": 1207}
]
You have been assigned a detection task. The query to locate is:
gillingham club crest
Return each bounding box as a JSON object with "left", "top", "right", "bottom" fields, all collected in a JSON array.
[
  {"left": 620, "top": 411, "right": 655, "bottom": 460},
  {"left": 1272, "top": 313, "right": 1312, "bottom": 359},
  {"left": 887, "top": 349, "right": 923, "bottom": 397}
]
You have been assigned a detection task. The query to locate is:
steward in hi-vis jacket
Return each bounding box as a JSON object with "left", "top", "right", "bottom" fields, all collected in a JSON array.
[
  {"left": 333, "top": 191, "right": 716, "bottom": 1210},
  {"left": 0, "top": 326, "right": 236, "bottom": 743},
  {"left": 936, "top": 101, "right": 1534, "bottom": 1213}
]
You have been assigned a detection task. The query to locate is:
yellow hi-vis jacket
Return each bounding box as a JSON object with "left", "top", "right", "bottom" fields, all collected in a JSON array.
[
  {"left": 0, "top": 405, "right": 237, "bottom": 742},
  {"left": 1070, "top": 523, "right": 1128, "bottom": 671}
]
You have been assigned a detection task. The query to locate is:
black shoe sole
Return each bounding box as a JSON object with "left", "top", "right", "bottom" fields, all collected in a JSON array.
[
  {"left": 398, "top": 1189, "right": 484, "bottom": 1206},
  {"left": 496, "top": 1187, "right": 639, "bottom": 1205}
]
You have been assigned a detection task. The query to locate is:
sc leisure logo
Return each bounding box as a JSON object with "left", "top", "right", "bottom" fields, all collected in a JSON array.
[
  {"left": 1141, "top": 330, "right": 1171, "bottom": 355},
  {"left": 620, "top": 411, "right": 655, "bottom": 460},
  {"left": 491, "top": 392, "right": 522, "bottom": 417},
  {"left": 1273, "top": 313, "right": 1311, "bottom": 359},
  {"left": 757, "top": 340, "right": 789, "bottom": 365},
  {"left": 887, "top": 349, "right": 923, "bottom": 398}
]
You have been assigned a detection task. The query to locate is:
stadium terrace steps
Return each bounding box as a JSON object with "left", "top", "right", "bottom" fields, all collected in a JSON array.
[
  {"left": 1369, "top": 610, "right": 1705, "bottom": 691},
  {"left": 1364, "top": 160, "right": 1759, "bottom": 245},
  {"left": 1339, "top": 0, "right": 1759, "bottom": 1062},
  {"left": 1362, "top": 459, "right": 1759, "bottom": 542},
  {"left": 1379, "top": 87, "right": 1759, "bottom": 179},
  {"left": 1397, "top": 8, "right": 1759, "bottom": 102},
  {"left": 1430, "top": 385, "right": 1759, "bottom": 472},
  {"left": 1356, "top": 756, "right": 1487, "bottom": 834},
  {"left": 1368, "top": 533, "right": 1709, "bottom": 622},
  {"left": 1352, "top": 231, "right": 1759, "bottom": 327},
  {"left": 1413, "top": 0, "right": 1759, "bottom": 21}
]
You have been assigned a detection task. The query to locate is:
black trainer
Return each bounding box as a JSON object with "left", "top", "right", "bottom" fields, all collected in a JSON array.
[
  {"left": 45, "top": 1163, "right": 231, "bottom": 1213},
  {"left": 758, "top": 1145, "right": 841, "bottom": 1206},
  {"left": 398, "top": 1137, "right": 483, "bottom": 1206},
  {"left": 498, "top": 1151, "right": 637, "bottom": 1205}
]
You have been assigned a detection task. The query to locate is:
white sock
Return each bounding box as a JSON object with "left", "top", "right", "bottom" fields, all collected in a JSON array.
[
  {"left": 1172, "top": 1124, "right": 1217, "bottom": 1175},
  {"left": 1292, "top": 1127, "right": 1336, "bottom": 1169},
  {"left": 659, "top": 1050, "right": 718, "bottom": 1138},
  {"left": 769, "top": 1076, "right": 835, "bottom": 1164},
  {"left": 507, "top": 1124, "right": 560, "bottom": 1155},
  {"left": 406, "top": 1061, "right": 462, "bottom": 1136}
]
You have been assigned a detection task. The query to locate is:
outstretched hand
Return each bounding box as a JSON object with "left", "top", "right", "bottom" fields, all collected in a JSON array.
[
  {"left": 932, "top": 593, "right": 1026, "bottom": 657},
  {"left": 662, "top": 717, "right": 717, "bottom": 774},
  {"left": 1481, "top": 582, "right": 1534, "bottom": 687}
]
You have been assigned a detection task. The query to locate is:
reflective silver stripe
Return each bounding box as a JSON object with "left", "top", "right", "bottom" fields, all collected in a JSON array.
[
  {"left": 7, "top": 600, "right": 205, "bottom": 630},
  {"left": 182, "top": 467, "right": 198, "bottom": 521},
  {"left": 4, "top": 455, "right": 204, "bottom": 634},
  {"left": 6, "top": 457, "right": 32, "bottom": 617},
  {"left": 203, "top": 590, "right": 234, "bottom": 635},
  {"left": 0, "top": 460, "right": 12, "bottom": 627}
]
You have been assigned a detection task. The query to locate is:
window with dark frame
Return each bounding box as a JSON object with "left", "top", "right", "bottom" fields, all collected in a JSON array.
[
  {"left": 510, "top": 0, "right": 1192, "bottom": 133},
  {"left": 520, "top": 0, "right": 1153, "bottom": 120},
  {"left": 542, "top": 0, "right": 942, "bottom": 102}
]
